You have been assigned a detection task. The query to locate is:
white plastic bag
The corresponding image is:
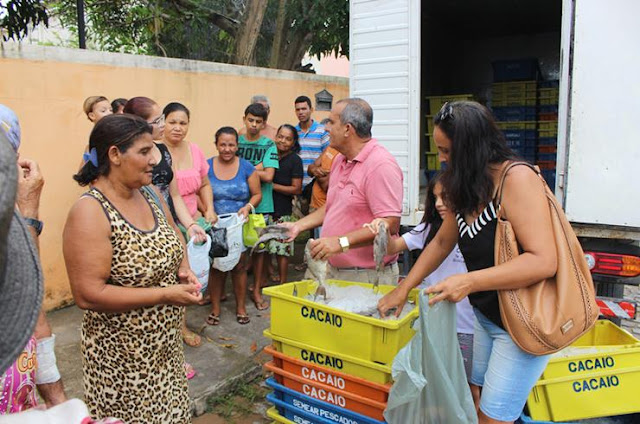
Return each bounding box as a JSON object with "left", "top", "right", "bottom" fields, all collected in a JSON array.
[
  {"left": 385, "top": 293, "right": 478, "bottom": 424},
  {"left": 212, "top": 213, "right": 245, "bottom": 272},
  {"left": 187, "top": 235, "right": 211, "bottom": 293}
]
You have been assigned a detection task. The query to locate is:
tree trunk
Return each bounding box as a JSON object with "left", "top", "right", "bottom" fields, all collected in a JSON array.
[
  {"left": 279, "top": 30, "right": 313, "bottom": 70},
  {"left": 269, "top": 0, "right": 288, "bottom": 68},
  {"left": 233, "top": 0, "right": 268, "bottom": 65}
]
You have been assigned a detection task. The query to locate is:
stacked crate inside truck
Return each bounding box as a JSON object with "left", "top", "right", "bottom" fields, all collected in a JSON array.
[
  {"left": 537, "top": 80, "right": 560, "bottom": 187},
  {"left": 425, "top": 94, "right": 474, "bottom": 177},
  {"left": 491, "top": 59, "right": 542, "bottom": 164},
  {"left": 261, "top": 281, "right": 422, "bottom": 424}
]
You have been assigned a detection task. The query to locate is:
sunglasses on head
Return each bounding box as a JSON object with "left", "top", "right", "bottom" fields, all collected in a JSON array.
[{"left": 436, "top": 102, "right": 454, "bottom": 122}]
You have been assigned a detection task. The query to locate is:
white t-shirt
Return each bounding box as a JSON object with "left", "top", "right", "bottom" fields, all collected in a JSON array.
[{"left": 402, "top": 222, "right": 475, "bottom": 334}]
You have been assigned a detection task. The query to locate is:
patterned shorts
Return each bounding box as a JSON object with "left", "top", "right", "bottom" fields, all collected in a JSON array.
[{"left": 266, "top": 215, "right": 295, "bottom": 257}]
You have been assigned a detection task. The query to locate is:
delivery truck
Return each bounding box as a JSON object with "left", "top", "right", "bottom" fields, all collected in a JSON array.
[{"left": 348, "top": 0, "right": 640, "bottom": 331}]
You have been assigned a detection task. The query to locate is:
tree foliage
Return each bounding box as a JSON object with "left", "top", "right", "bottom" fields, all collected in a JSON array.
[
  {"left": 0, "top": 0, "right": 48, "bottom": 41},
  {"left": 43, "top": 0, "right": 348, "bottom": 71}
]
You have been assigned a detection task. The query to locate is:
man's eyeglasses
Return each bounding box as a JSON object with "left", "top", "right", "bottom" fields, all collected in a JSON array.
[{"left": 149, "top": 114, "right": 165, "bottom": 126}]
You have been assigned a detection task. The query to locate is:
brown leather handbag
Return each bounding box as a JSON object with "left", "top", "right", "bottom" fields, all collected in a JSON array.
[{"left": 494, "top": 162, "right": 599, "bottom": 355}]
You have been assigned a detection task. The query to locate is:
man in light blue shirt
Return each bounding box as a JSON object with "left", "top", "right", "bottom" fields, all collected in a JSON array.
[{"left": 294, "top": 96, "right": 330, "bottom": 188}]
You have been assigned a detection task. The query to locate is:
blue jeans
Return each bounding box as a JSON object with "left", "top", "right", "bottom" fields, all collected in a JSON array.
[{"left": 471, "top": 309, "right": 551, "bottom": 421}]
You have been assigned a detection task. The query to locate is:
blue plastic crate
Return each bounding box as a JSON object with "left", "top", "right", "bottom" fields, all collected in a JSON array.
[
  {"left": 541, "top": 169, "right": 556, "bottom": 187},
  {"left": 537, "top": 152, "right": 557, "bottom": 161},
  {"left": 503, "top": 129, "right": 537, "bottom": 141},
  {"left": 493, "top": 106, "right": 537, "bottom": 122},
  {"left": 511, "top": 146, "right": 537, "bottom": 158},
  {"left": 506, "top": 137, "right": 536, "bottom": 148},
  {"left": 265, "top": 378, "right": 386, "bottom": 424},
  {"left": 538, "top": 137, "right": 557, "bottom": 146},
  {"left": 537, "top": 80, "right": 560, "bottom": 89},
  {"left": 493, "top": 58, "right": 540, "bottom": 82},
  {"left": 538, "top": 105, "right": 559, "bottom": 114}
]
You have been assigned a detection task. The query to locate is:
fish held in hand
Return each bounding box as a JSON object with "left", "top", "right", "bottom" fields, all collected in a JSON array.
[
  {"left": 305, "top": 239, "right": 328, "bottom": 301},
  {"left": 250, "top": 225, "right": 290, "bottom": 254},
  {"left": 372, "top": 221, "right": 389, "bottom": 289}
]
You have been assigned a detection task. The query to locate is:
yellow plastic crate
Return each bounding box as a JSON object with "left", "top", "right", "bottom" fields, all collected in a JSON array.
[
  {"left": 427, "top": 94, "right": 474, "bottom": 114},
  {"left": 526, "top": 320, "right": 640, "bottom": 421},
  {"left": 492, "top": 80, "right": 538, "bottom": 94},
  {"left": 496, "top": 121, "right": 538, "bottom": 130},
  {"left": 538, "top": 121, "right": 558, "bottom": 131},
  {"left": 426, "top": 152, "right": 440, "bottom": 171},
  {"left": 492, "top": 97, "right": 537, "bottom": 107},
  {"left": 267, "top": 406, "right": 292, "bottom": 424},
  {"left": 539, "top": 128, "right": 558, "bottom": 138},
  {"left": 426, "top": 115, "right": 434, "bottom": 135},
  {"left": 264, "top": 330, "right": 393, "bottom": 384},
  {"left": 263, "top": 280, "right": 420, "bottom": 366}
]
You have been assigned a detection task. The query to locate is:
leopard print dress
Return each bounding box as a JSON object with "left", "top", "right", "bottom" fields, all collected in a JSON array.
[{"left": 81, "top": 188, "right": 190, "bottom": 423}]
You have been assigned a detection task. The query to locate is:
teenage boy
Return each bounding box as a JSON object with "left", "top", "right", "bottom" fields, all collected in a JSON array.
[
  {"left": 294, "top": 95, "right": 330, "bottom": 189},
  {"left": 237, "top": 103, "right": 279, "bottom": 311}
]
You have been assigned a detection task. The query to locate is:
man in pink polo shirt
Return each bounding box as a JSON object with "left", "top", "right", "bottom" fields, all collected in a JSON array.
[{"left": 284, "top": 98, "right": 403, "bottom": 284}]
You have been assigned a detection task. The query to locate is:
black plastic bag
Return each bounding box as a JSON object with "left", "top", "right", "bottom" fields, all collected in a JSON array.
[{"left": 207, "top": 227, "right": 228, "bottom": 259}]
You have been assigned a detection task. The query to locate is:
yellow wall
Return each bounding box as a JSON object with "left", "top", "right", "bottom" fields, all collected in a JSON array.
[{"left": 0, "top": 45, "right": 349, "bottom": 309}]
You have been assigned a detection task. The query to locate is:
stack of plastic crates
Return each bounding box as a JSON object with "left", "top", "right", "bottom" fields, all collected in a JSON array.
[
  {"left": 262, "top": 280, "right": 421, "bottom": 424},
  {"left": 491, "top": 80, "right": 538, "bottom": 163},
  {"left": 537, "top": 80, "right": 560, "bottom": 188},
  {"left": 424, "top": 94, "right": 474, "bottom": 178}
]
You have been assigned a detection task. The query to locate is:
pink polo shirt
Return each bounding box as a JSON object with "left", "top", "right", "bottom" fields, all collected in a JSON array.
[{"left": 322, "top": 139, "right": 403, "bottom": 269}]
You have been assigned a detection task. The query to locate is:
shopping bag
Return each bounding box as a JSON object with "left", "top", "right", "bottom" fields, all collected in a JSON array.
[
  {"left": 207, "top": 226, "right": 228, "bottom": 259},
  {"left": 187, "top": 235, "right": 211, "bottom": 293},
  {"left": 385, "top": 293, "right": 478, "bottom": 424},
  {"left": 242, "top": 204, "right": 266, "bottom": 247},
  {"left": 213, "top": 213, "right": 245, "bottom": 272}
]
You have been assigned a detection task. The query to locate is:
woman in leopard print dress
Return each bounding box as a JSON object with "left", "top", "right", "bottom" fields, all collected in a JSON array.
[{"left": 63, "top": 114, "right": 202, "bottom": 423}]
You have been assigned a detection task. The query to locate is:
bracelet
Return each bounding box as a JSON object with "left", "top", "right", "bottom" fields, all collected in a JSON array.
[{"left": 187, "top": 222, "right": 198, "bottom": 229}]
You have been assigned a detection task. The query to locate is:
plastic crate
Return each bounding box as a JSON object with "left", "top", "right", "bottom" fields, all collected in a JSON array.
[
  {"left": 426, "top": 152, "right": 441, "bottom": 171},
  {"left": 492, "top": 58, "right": 540, "bottom": 82},
  {"left": 540, "top": 97, "right": 559, "bottom": 106},
  {"left": 493, "top": 106, "right": 537, "bottom": 122},
  {"left": 512, "top": 146, "right": 536, "bottom": 158},
  {"left": 496, "top": 121, "right": 538, "bottom": 130},
  {"left": 538, "top": 137, "right": 557, "bottom": 146},
  {"left": 526, "top": 321, "right": 640, "bottom": 422},
  {"left": 426, "top": 115, "right": 434, "bottom": 135},
  {"left": 266, "top": 379, "right": 386, "bottom": 424},
  {"left": 492, "top": 80, "right": 538, "bottom": 95},
  {"left": 536, "top": 161, "right": 556, "bottom": 170},
  {"left": 538, "top": 112, "right": 558, "bottom": 121},
  {"left": 492, "top": 97, "right": 538, "bottom": 107},
  {"left": 264, "top": 346, "right": 392, "bottom": 403},
  {"left": 265, "top": 362, "right": 386, "bottom": 420},
  {"left": 503, "top": 130, "right": 537, "bottom": 142},
  {"left": 426, "top": 134, "right": 437, "bottom": 153},
  {"left": 539, "top": 129, "right": 558, "bottom": 138},
  {"left": 264, "top": 280, "right": 420, "bottom": 366},
  {"left": 538, "top": 80, "right": 560, "bottom": 89},
  {"left": 539, "top": 105, "right": 559, "bottom": 114},
  {"left": 541, "top": 169, "right": 556, "bottom": 188},
  {"left": 264, "top": 330, "right": 393, "bottom": 384},
  {"left": 427, "top": 94, "right": 474, "bottom": 114},
  {"left": 538, "top": 145, "right": 557, "bottom": 153},
  {"left": 537, "top": 152, "right": 557, "bottom": 161},
  {"left": 538, "top": 121, "right": 558, "bottom": 131}
]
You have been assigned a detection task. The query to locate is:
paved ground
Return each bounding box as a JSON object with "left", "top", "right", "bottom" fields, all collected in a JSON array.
[{"left": 48, "top": 245, "right": 307, "bottom": 419}]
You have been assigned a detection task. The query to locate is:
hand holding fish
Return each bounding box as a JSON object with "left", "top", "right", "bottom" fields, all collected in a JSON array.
[
  {"left": 310, "top": 237, "right": 342, "bottom": 260},
  {"left": 363, "top": 218, "right": 389, "bottom": 235}
]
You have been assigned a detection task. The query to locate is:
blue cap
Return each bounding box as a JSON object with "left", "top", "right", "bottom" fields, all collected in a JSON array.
[{"left": 0, "top": 104, "right": 20, "bottom": 152}]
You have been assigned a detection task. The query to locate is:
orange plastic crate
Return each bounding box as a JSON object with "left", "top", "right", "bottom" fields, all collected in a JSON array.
[
  {"left": 264, "top": 345, "right": 392, "bottom": 403},
  {"left": 264, "top": 361, "right": 387, "bottom": 421}
]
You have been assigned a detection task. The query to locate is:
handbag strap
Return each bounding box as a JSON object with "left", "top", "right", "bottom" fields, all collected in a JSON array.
[
  {"left": 247, "top": 202, "right": 256, "bottom": 215},
  {"left": 494, "top": 161, "right": 542, "bottom": 212}
]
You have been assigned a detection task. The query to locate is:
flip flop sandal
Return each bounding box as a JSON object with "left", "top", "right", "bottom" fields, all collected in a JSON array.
[
  {"left": 236, "top": 314, "right": 251, "bottom": 325},
  {"left": 206, "top": 313, "right": 220, "bottom": 326},
  {"left": 253, "top": 298, "right": 269, "bottom": 311},
  {"left": 184, "top": 362, "right": 196, "bottom": 380},
  {"left": 182, "top": 330, "right": 202, "bottom": 347}
]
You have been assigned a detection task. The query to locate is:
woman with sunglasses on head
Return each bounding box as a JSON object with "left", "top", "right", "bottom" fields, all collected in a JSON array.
[
  {"left": 378, "top": 101, "right": 557, "bottom": 424},
  {"left": 124, "top": 97, "right": 205, "bottom": 356}
]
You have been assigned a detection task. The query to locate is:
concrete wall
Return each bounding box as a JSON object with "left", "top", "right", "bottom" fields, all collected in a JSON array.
[{"left": 0, "top": 44, "right": 349, "bottom": 310}]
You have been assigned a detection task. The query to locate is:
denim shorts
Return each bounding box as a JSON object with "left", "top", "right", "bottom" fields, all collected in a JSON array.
[{"left": 471, "top": 309, "right": 551, "bottom": 421}]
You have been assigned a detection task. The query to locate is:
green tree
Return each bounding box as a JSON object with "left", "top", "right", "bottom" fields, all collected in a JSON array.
[
  {"left": 0, "top": 0, "right": 49, "bottom": 41},
  {"left": 45, "top": 0, "right": 348, "bottom": 70}
]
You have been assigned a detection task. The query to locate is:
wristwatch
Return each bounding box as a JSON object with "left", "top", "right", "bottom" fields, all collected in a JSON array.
[
  {"left": 338, "top": 236, "right": 350, "bottom": 253},
  {"left": 24, "top": 217, "right": 44, "bottom": 236}
]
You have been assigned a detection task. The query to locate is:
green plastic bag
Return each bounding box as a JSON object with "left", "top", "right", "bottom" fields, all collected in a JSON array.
[
  {"left": 242, "top": 204, "right": 266, "bottom": 247},
  {"left": 385, "top": 293, "right": 478, "bottom": 424}
]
